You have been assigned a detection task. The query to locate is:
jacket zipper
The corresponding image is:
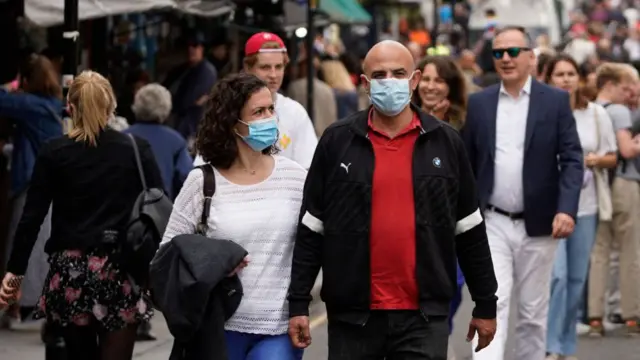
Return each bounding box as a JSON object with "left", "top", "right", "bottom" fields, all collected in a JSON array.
[
  {"left": 413, "top": 128, "right": 428, "bottom": 322},
  {"left": 362, "top": 133, "right": 375, "bottom": 327},
  {"left": 359, "top": 127, "right": 431, "bottom": 327}
]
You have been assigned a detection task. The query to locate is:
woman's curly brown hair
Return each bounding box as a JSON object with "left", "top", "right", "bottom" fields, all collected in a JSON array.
[{"left": 196, "top": 73, "right": 278, "bottom": 169}]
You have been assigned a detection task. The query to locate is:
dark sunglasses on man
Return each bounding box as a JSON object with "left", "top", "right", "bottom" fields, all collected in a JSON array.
[{"left": 491, "top": 47, "right": 531, "bottom": 59}]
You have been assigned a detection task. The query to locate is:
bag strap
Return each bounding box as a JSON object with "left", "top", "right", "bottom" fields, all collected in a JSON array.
[
  {"left": 196, "top": 164, "right": 216, "bottom": 235},
  {"left": 594, "top": 104, "right": 601, "bottom": 150},
  {"left": 128, "top": 134, "right": 148, "bottom": 191}
]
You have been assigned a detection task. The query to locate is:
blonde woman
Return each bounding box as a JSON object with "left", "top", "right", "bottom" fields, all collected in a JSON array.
[{"left": 0, "top": 71, "right": 163, "bottom": 360}]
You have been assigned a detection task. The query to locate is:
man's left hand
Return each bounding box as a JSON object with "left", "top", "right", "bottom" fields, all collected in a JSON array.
[
  {"left": 552, "top": 213, "right": 575, "bottom": 239},
  {"left": 466, "top": 317, "right": 496, "bottom": 352}
]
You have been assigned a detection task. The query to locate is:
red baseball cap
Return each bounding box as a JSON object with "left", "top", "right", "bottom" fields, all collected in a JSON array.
[{"left": 244, "top": 32, "right": 287, "bottom": 56}]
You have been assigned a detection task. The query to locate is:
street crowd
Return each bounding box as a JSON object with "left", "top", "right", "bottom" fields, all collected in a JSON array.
[{"left": 0, "top": 1, "right": 639, "bottom": 360}]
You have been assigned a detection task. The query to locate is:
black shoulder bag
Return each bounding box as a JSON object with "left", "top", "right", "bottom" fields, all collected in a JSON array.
[
  {"left": 194, "top": 164, "right": 242, "bottom": 319},
  {"left": 196, "top": 164, "right": 216, "bottom": 235},
  {"left": 124, "top": 134, "right": 173, "bottom": 286}
]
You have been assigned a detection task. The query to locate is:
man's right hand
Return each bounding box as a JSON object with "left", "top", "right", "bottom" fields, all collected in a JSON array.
[{"left": 288, "top": 315, "right": 312, "bottom": 349}]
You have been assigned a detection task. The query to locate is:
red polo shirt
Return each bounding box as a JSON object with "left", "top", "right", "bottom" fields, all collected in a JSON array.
[{"left": 368, "top": 110, "right": 421, "bottom": 310}]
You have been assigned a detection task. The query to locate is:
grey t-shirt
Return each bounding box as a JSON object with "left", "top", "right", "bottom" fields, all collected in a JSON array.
[{"left": 598, "top": 102, "right": 640, "bottom": 180}]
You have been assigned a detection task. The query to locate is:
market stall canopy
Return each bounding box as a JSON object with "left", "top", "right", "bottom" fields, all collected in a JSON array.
[
  {"left": 25, "top": 0, "right": 236, "bottom": 27},
  {"left": 25, "top": 0, "right": 176, "bottom": 26},
  {"left": 175, "top": 0, "right": 235, "bottom": 17},
  {"left": 317, "top": 0, "right": 371, "bottom": 25}
]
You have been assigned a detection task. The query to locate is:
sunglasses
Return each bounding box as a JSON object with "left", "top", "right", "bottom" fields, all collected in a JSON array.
[{"left": 491, "top": 47, "right": 530, "bottom": 59}]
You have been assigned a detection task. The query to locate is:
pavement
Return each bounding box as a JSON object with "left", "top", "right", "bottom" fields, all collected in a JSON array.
[
  {"left": 0, "top": 272, "right": 324, "bottom": 360},
  {"left": 2, "top": 283, "right": 639, "bottom": 360},
  {"left": 303, "top": 286, "right": 640, "bottom": 360}
]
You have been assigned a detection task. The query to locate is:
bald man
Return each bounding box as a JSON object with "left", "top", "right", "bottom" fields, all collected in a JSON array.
[{"left": 288, "top": 40, "right": 497, "bottom": 359}]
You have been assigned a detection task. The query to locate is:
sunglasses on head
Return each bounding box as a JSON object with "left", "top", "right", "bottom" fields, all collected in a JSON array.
[{"left": 491, "top": 47, "right": 530, "bottom": 59}]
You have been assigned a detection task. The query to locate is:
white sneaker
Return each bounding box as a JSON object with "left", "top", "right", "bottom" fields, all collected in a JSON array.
[
  {"left": 576, "top": 322, "right": 590, "bottom": 336},
  {"left": 603, "top": 319, "right": 623, "bottom": 332},
  {"left": 545, "top": 354, "right": 561, "bottom": 360}
]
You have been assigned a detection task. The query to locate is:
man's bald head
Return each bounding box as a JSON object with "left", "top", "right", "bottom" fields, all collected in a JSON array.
[
  {"left": 361, "top": 41, "right": 421, "bottom": 117},
  {"left": 362, "top": 40, "right": 416, "bottom": 75}
]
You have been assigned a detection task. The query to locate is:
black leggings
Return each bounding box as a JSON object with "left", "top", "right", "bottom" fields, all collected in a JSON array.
[{"left": 60, "top": 321, "right": 137, "bottom": 360}]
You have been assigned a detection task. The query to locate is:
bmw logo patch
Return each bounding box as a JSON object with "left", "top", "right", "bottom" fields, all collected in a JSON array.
[{"left": 432, "top": 157, "right": 442, "bottom": 168}]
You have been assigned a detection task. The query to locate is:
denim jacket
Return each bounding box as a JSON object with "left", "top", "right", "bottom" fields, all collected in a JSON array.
[{"left": 0, "top": 90, "right": 63, "bottom": 196}]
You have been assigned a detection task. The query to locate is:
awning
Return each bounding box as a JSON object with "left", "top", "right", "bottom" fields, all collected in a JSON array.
[
  {"left": 318, "top": 0, "right": 372, "bottom": 24},
  {"left": 25, "top": 0, "right": 236, "bottom": 27},
  {"left": 25, "top": 0, "right": 177, "bottom": 27},
  {"left": 176, "top": 0, "right": 235, "bottom": 18}
]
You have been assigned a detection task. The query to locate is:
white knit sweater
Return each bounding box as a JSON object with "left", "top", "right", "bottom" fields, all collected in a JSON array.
[{"left": 162, "top": 156, "right": 307, "bottom": 334}]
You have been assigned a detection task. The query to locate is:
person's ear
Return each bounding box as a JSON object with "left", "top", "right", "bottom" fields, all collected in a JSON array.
[
  {"left": 361, "top": 74, "right": 370, "bottom": 94},
  {"left": 409, "top": 70, "right": 421, "bottom": 91}
]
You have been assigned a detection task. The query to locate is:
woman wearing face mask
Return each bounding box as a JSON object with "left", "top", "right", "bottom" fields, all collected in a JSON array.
[
  {"left": 162, "top": 73, "right": 307, "bottom": 360},
  {"left": 412, "top": 56, "right": 468, "bottom": 130},
  {"left": 544, "top": 54, "right": 618, "bottom": 359}
]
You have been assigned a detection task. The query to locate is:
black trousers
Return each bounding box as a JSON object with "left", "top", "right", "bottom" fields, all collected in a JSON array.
[{"left": 328, "top": 311, "right": 449, "bottom": 360}]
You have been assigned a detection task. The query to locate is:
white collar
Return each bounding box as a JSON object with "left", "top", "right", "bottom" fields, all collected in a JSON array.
[{"left": 499, "top": 76, "right": 532, "bottom": 96}]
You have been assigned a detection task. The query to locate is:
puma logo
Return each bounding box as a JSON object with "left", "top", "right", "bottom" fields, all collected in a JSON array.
[{"left": 340, "top": 163, "right": 351, "bottom": 174}]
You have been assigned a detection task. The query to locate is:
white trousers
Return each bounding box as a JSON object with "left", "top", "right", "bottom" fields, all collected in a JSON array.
[{"left": 472, "top": 211, "right": 558, "bottom": 360}]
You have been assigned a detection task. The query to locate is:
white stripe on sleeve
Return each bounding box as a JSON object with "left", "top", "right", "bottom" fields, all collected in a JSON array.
[
  {"left": 301, "top": 211, "right": 324, "bottom": 235},
  {"left": 455, "top": 208, "right": 483, "bottom": 235}
]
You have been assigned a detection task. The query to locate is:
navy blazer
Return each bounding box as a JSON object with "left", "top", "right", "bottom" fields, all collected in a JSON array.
[{"left": 461, "top": 80, "right": 584, "bottom": 237}]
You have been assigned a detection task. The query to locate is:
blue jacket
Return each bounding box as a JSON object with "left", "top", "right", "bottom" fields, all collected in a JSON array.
[
  {"left": 0, "top": 90, "right": 63, "bottom": 196},
  {"left": 163, "top": 60, "right": 217, "bottom": 139},
  {"left": 124, "top": 122, "right": 193, "bottom": 199},
  {"left": 461, "top": 80, "right": 584, "bottom": 237}
]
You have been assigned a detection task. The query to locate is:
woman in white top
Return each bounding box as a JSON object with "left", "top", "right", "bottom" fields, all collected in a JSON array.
[
  {"left": 162, "top": 73, "right": 307, "bottom": 360},
  {"left": 543, "top": 54, "right": 618, "bottom": 360}
]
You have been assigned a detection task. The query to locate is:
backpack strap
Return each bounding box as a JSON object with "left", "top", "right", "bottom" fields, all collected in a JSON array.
[
  {"left": 196, "top": 164, "right": 216, "bottom": 235},
  {"left": 128, "top": 134, "right": 148, "bottom": 191}
]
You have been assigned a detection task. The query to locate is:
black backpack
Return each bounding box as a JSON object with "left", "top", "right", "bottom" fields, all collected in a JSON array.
[{"left": 124, "top": 134, "right": 174, "bottom": 287}]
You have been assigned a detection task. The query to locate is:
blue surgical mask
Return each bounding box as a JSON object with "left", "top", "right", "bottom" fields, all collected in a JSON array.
[
  {"left": 367, "top": 74, "right": 415, "bottom": 116},
  {"left": 237, "top": 116, "right": 279, "bottom": 151}
]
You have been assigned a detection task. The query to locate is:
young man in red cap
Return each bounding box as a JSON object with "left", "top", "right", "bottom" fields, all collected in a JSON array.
[{"left": 194, "top": 32, "right": 317, "bottom": 169}]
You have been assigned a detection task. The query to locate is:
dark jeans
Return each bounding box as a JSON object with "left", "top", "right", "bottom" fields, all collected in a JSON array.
[{"left": 328, "top": 311, "right": 448, "bottom": 360}]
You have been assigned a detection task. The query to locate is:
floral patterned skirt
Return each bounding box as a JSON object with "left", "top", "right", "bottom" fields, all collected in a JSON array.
[{"left": 34, "top": 247, "right": 153, "bottom": 332}]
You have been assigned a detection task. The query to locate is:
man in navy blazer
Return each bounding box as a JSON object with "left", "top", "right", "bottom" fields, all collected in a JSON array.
[{"left": 461, "top": 26, "right": 583, "bottom": 360}]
